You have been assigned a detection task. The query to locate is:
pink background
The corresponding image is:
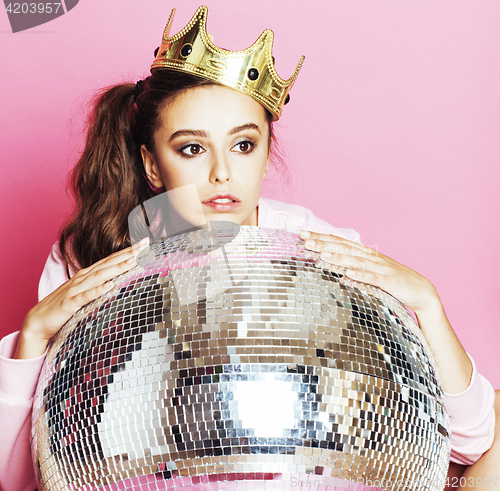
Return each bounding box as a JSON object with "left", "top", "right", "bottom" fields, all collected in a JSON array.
[{"left": 0, "top": 1, "right": 498, "bottom": 387}]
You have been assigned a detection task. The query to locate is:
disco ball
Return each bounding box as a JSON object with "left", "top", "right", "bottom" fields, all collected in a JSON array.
[{"left": 31, "top": 227, "right": 450, "bottom": 491}]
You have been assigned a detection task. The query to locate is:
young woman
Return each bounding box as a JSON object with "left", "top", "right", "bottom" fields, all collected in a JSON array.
[{"left": 0, "top": 6, "right": 497, "bottom": 491}]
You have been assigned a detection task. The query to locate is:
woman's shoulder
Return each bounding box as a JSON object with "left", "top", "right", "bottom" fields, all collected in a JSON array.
[{"left": 258, "top": 197, "right": 361, "bottom": 243}]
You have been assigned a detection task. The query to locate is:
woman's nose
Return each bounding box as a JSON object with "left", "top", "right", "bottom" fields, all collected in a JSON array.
[{"left": 209, "top": 151, "right": 231, "bottom": 183}]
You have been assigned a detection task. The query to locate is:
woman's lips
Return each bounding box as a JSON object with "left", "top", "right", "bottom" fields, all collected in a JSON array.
[{"left": 203, "top": 197, "right": 240, "bottom": 212}]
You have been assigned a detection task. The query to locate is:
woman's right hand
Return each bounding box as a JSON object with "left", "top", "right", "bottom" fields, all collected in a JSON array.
[{"left": 14, "top": 238, "right": 149, "bottom": 359}]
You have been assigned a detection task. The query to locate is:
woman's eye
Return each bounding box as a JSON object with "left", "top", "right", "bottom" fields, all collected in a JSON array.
[
  {"left": 180, "top": 144, "right": 204, "bottom": 157},
  {"left": 233, "top": 140, "right": 254, "bottom": 153}
]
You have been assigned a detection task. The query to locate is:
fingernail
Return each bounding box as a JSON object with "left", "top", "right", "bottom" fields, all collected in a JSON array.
[
  {"left": 346, "top": 269, "right": 356, "bottom": 277},
  {"left": 137, "top": 243, "right": 149, "bottom": 252},
  {"left": 104, "top": 281, "right": 114, "bottom": 289},
  {"left": 300, "top": 231, "right": 310, "bottom": 239},
  {"left": 126, "top": 257, "right": 135, "bottom": 264},
  {"left": 305, "top": 239, "right": 316, "bottom": 248},
  {"left": 322, "top": 251, "right": 332, "bottom": 259},
  {"left": 139, "top": 237, "right": 150, "bottom": 245}
]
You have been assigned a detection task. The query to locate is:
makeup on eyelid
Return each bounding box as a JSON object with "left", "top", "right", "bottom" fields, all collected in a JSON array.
[{"left": 177, "top": 139, "right": 256, "bottom": 158}]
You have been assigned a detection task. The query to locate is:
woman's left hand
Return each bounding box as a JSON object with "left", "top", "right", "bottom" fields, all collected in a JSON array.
[
  {"left": 299, "top": 230, "right": 439, "bottom": 315},
  {"left": 299, "top": 230, "right": 473, "bottom": 394}
]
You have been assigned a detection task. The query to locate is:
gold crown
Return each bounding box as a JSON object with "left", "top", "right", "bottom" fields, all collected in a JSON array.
[{"left": 151, "top": 6, "right": 304, "bottom": 121}]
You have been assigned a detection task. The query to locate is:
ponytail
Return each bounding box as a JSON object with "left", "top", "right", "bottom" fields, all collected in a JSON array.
[{"left": 59, "top": 83, "right": 155, "bottom": 274}]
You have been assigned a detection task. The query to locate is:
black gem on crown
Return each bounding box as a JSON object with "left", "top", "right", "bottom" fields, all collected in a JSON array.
[
  {"left": 285, "top": 94, "right": 291, "bottom": 105},
  {"left": 181, "top": 44, "right": 193, "bottom": 57},
  {"left": 247, "top": 68, "right": 259, "bottom": 81},
  {"left": 154, "top": 47, "right": 159, "bottom": 57}
]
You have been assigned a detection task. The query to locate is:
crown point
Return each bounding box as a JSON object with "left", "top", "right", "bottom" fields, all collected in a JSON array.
[
  {"left": 151, "top": 6, "right": 303, "bottom": 121},
  {"left": 164, "top": 8, "right": 176, "bottom": 38}
]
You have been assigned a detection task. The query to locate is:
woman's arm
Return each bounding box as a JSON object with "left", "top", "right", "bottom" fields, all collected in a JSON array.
[
  {"left": 447, "top": 390, "right": 500, "bottom": 489},
  {"left": 299, "top": 230, "right": 495, "bottom": 466},
  {"left": 14, "top": 238, "right": 149, "bottom": 360},
  {"left": 0, "top": 332, "right": 45, "bottom": 491},
  {"left": 299, "top": 230, "right": 471, "bottom": 392},
  {"left": 461, "top": 390, "right": 500, "bottom": 483},
  {"left": 0, "top": 239, "right": 149, "bottom": 491}
]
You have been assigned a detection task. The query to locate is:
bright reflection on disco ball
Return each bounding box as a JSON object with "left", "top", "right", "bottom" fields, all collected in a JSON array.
[{"left": 31, "top": 227, "right": 450, "bottom": 491}]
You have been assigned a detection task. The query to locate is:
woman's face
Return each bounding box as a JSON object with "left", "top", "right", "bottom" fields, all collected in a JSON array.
[{"left": 141, "top": 85, "right": 271, "bottom": 227}]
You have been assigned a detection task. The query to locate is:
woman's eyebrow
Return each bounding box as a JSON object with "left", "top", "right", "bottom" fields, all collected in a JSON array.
[
  {"left": 229, "top": 123, "right": 260, "bottom": 135},
  {"left": 169, "top": 129, "right": 208, "bottom": 141}
]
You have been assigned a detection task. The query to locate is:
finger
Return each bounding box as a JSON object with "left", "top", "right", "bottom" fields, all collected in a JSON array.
[
  {"left": 80, "top": 237, "right": 149, "bottom": 276},
  {"left": 320, "top": 245, "right": 383, "bottom": 266},
  {"left": 300, "top": 230, "right": 345, "bottom": 242},
  {"left": 92, "top": 237, "right": 149, "bottom": 268},
  {"left": 300, "top": 230, "right": 361, "bottom": 243},
  {"left": 343, "top": 267, "right": 387, "bottom": 290},
  {"left": 321, "top": 251, "right": 387, "bottom": 276},
  {"left": 316, "top": 254, "right": 387, "bottom": 292},
  {"left": 301, "top": 233, "right": 376, "bottom": 259},
  {"left": 300, "top": 231, "right": 387, "bottom": 259},
  {"left": 66, "top": 279, "right": 117, "bottom": 310},
  {"left": 69, "top": 255, "right": 138, "bottom": 297},
  {"left": 334, "top": 257, "right": 405, "bottom": 300},
  {"left": 299, "top": 230, "right": 365, "bottom": 249}
]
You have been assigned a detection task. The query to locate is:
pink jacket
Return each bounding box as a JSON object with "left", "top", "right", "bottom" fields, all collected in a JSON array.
[{"left": 0, "top": 198, "right": 496, "bottom": 491}]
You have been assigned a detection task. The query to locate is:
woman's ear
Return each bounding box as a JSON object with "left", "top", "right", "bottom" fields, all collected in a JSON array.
[{"left": 141, "top": 144, "right": 164, "bottom": 188}]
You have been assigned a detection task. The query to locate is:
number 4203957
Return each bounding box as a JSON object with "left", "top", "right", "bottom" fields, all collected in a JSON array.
[
  {"left": 5, "top": 3, "right": 63, "bottom": 14},
  {"left": 446, "top": 476, "right": 499, "bottom": 488}
]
